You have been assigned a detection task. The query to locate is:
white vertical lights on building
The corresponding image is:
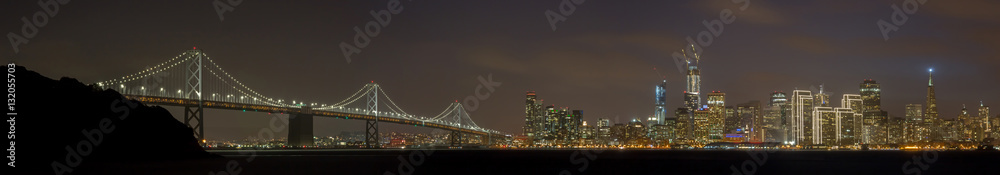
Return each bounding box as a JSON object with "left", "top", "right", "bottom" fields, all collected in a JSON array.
[{"left": 791, "top": 90, "right": 814, "bottom": 145}]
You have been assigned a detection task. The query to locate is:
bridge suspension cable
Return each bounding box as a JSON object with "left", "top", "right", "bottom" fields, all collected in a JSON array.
[{"left": 93, "top": 49, "right": 502, "bottom": 134}]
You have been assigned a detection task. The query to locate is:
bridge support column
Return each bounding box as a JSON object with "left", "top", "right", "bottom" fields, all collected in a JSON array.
[
  {"left": 450, "top": 130, "right": 463, "bottom": 147},
  {"left": 288, "top": 107, "right": 314, "bottom": 147},
  {"left": 365, "top": 119, "right": 380, "bottom": 149},
  {"left": 184, "top": 106, "right": 204, "bottom": 145}
]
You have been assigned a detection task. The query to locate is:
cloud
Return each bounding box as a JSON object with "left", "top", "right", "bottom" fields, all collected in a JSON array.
[
  {"left": 703, "top": 0, "right": 791, "bottom": 25},
  {"left": 923, "top": 0, "right": 1000, "bottom": 23},
  {"left": 777, "top": 35, "right": 837, "bottom": 54},
  {"left": 456, "top": 32, "right": 684, "bottom": 91}
]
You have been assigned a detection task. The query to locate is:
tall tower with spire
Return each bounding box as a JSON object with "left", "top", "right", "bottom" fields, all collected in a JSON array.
[
  {"left": 678, "top": 44, "right": 701, "bottom": 138},
  {"left": 683, "top": 44, "right": 702, "bottom": 111},
  {"left": 925, "top": 68, "right": 940, "bottom": 141}
]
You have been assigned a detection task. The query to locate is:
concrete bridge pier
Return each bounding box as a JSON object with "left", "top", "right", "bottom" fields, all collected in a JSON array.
[
  {"left": 450, "top": 130, "right": 464, "bottom": 147},
  {"left": 288, "top": 107, "right": 315, "bottom": 147}
]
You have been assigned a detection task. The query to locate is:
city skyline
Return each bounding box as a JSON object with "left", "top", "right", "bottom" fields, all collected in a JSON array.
[{"left": 5, "top": 0, "right": 1000, "bottom": 139}]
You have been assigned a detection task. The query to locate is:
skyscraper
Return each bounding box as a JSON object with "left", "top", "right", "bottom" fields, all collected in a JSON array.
[
  {"left": 737, "top": 101, "right": 762, "bottom": 142},
  {"left": 904, "top": 104, "right": 925, "bottom": 143},
  {"left": 675, "top": 108, "right": 692, "bottom": 140},
  {"left": 860, "top": 80, "right": 881, "bottom": 112},
  {"left": 597, "top": 118, "right": 611, "bottom": 145},
  {"left": 764, "top": 92, "right": 790, "bottom": 143},
  {"left": 813, "top": 107, "right": 836, "bottom": 145},
  {"left": 815, "top": 84, "right": 831, "bottom": 107},
  {"left": 860, "top": 79, "right": 888, "bottom": 144},
  {"left": 654, "top": 80, "right": 668, "bottom": 126},
  {"left": 977, "top": 102, "right": 990, "bottom": 140},
  {"left": 564, "top": 110, "right": 584, "bottom": 143},
  {"left": 958, "top": 105, "right": 972, "bottom": 141},
  {"left": 683, "top": 44, "right": 702, "bottom": 112},
  {"left": 888, "top": 116, "right": 906, "bottom": 144},
  {"left": 925, "top": 69, "right": 940, "bottom": 141},
  {"left": 524, "top": 91, "right": 543, "bottom": 138},
  {"left": 791, "top": 90, "right": 814, "bottom": 145},
  {"left": 835, "top": 107, "right": 857, "bottom": 145},
  {"left": 707, "top": 91, "right": 726, "bottom": 141},
  {"left": 693, "top": 109, "right": 712, "bottom": 143}
]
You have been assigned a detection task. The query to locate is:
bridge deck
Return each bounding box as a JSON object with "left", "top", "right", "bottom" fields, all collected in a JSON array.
[{"left": 124, "top": 95, "right": 497, "bottom": 136}]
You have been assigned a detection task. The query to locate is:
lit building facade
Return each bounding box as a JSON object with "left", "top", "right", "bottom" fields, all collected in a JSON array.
[
  {"left": 813, "top": 107, "right": 836, "bottom": 145},
  {"left": 924, "top": 69, "right": 940, "bottom": 141},
  {"left": 860, "top": 79, "right": 888, "bottom": 144},
  {"left": 835, "top": 107, "right": 857, "bottom": 145},
  {"left": 707, "top": 91, "right": 726, "bottom": 142},
  {"left": 904, "top": 104, "right": 926, "bottom": 143},
  {"left": 523, "top": 91, "right": 543, "bottom": 138},
  {"left": 791, "top": 90, "right": 814, "bottom": 145},
  {"left": 675, "top": 108, "right": 692, "bottom": 140},
  {"left": 597, "top": 118, "right": 611, "bottom": 145},
  {"left": 694, "top": 109, "right": 712, "bottom": 143},
  {"left": 764, "top": 92, "right": 790, "bottom": 143},
  {"left": 737, "top": 101, "right": 762, "bottom": 142},
  {"left": 654, "top": 80, "right": 668, "bottom": 125}
]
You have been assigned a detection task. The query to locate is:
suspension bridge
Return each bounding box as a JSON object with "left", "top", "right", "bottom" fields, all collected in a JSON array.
[{"left": 94, "top": 48, "right": 506, "bottom": 148}]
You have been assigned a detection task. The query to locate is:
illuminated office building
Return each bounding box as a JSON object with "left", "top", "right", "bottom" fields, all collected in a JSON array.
[
  {"left": 764, "top": 92, "right": 790, "bottom": 143},
  {"left": 653, "top": 80, "right": 668, "bottom": 126},
  {"left": 675, "top": 108, "right": 692, "bottom": 140},
  {"left": 814, "top": 85, "right": 831, "bottom": 107},
  {"left": 924, "top": 69, "right": 940, "bottom": 141},
  {"left": 977, "top": 102, "right": 990, "bottom": 140},
  {"left": 904, "top": 104, "right": 925, "bottom": 143},
  {"left": 835, "top": 107, "right": 857, "bottom": 145},
  {"left": 707, "top": 91, "right": 726, "bottom": 141},
  {"left": 791, "top": 90, "right": 814, "bottom": 145},
  {"left": 888, "top": 116, "right": 905, "bottom": 144},
  {"left": 860, "top": 80, "right": 882, "bottom": 112},
  {"left": 737, "top": 101, "right": 762, "bottom": 142},
  {"left": 662, "top": 118, "right": 677, "bottom": 144},
  {"left": 694, "top": 109, "right": 712, "bottom": 143},
  {"left": 597, "top": 118, "right": 611, "bottom": 145},
  {"left": 860, "top": 79, "right": 888, "bottom": 144},
  {"left": 841, "top": 94, "right": 863, "bottom": 145},
  {"left": 523, "top": 91, "right": 543, "bottom": 138},
  {"left": 813, "top": 107, "right": 836, "bottom": 145}
]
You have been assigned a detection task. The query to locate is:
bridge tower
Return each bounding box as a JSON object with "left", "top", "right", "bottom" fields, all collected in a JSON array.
[
  {"left": 450, "top": 102, "right": 464, "bottom": 147},
  {"left": 365, "top": 84, "right": 381, "bottom": 149},
  {"left": 183, "top": 49, "right": 205, "bottom": 145}
]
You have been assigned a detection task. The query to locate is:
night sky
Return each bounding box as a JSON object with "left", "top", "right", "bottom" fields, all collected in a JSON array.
[{"left": 4, "top": 0, "right": 998, "bottom": 140}]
